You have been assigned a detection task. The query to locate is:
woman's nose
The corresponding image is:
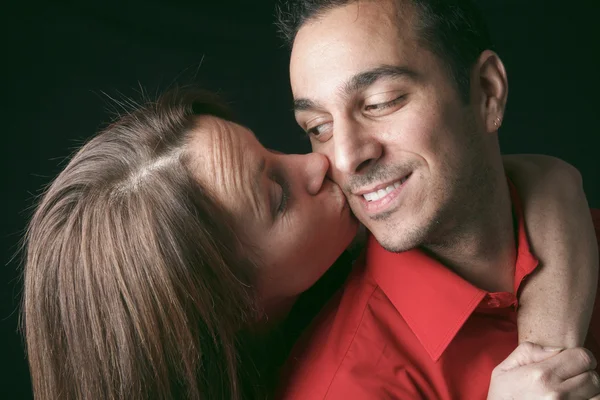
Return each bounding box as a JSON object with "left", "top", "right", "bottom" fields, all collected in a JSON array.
[{"left": 302, "top": 152, "right": 329, "bottom": 196}]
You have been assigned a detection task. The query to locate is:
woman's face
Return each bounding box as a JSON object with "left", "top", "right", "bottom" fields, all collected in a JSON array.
[{"left": 187, "top": 116, "right": 359, "bottom": 308}]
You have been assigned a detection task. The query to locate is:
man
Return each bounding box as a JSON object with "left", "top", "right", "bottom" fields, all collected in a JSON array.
[{"left": 276, "top": 0, "right": 600, "bottom": 398}]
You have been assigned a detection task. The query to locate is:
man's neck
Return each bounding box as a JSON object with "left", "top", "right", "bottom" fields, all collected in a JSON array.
[{"left": 424, "top": 172, "right": 517, "bottom": 294}]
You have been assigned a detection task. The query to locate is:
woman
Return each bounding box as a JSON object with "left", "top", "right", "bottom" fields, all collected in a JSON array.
[{"left": 23, "top": 87, "right": 597, "bottom": 399}]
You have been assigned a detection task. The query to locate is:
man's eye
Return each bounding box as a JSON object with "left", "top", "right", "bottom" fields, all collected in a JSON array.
[
  {"left": 306, "top": 122, "right": 333, "bottom": 142},
  {"left": 365, "top": 95, "right": 406, "bottom": 112},
  {"left": 307, "top": 123, "right": 325, "bottom": 137}
]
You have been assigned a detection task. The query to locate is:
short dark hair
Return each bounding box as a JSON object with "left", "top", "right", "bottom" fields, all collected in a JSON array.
[{"left": 275, "top": 0, "right": 493, "bottom": 102}]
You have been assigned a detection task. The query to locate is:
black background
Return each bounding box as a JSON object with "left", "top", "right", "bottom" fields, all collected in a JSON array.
[{"left": 3, "top": 0, "right": 599, "bottom": 397}]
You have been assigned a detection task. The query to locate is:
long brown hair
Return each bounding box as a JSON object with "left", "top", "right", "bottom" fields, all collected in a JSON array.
[{"left": 23, "top": 88, "right": 266, "bottom": 399}]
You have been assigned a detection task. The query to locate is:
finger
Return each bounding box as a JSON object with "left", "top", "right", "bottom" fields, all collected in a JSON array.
[
  {"left": 495, "top": 342, "right": 563, "bottom": 372},
  {"left": 559, "top": 370, "right": 600, "bottom": 399},
  {"left": 548, "top": 347, "right": 597, "bottom": 380}
]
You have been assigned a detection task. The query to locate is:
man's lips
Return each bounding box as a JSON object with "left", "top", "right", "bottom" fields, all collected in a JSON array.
[
  {"left": 354, "top": 173, "right": 412, "bottom": 199},
  {"left": 356, "top": 172, "right": 412, "bottom": 214}
]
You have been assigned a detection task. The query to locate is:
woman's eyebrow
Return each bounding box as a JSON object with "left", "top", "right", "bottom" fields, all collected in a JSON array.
[{"left": 253, "top": 156, "right": 267, "bottom": 189}]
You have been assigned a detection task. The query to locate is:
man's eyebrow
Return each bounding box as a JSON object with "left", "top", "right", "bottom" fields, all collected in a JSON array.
[
  {"left": 293, "top": 65, "right": 418, "bottom": 113},
  {"left": 293, "top": 98, "right": 321, "bottom": 113},
  {"left": 342, "top": 65, "right": 418, "bottom": 96}
]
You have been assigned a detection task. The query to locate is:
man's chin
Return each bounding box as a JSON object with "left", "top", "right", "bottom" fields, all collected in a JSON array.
[
  {"left": 378, "top": 238, "right": 418, "bottom": 254},
  {"left": 370, "top": 221, "right": 430, "bottom": 254}
]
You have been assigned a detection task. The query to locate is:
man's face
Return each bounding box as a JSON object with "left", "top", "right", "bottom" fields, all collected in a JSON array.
[{"left": 290, "top": 0, "right": 490, "bottom": 252}]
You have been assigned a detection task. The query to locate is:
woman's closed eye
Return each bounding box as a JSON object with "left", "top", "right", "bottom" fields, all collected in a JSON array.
[
  {"left": 270, "top": 174, "right": 290, "bottom": 217},
  {"left": 277, "top": 181, "right": 289, "bottom": 214}
]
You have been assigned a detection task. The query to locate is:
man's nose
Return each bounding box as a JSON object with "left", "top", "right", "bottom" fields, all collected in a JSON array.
[{"left": 333, "top": 120, "right": 383, "bottom": 175}]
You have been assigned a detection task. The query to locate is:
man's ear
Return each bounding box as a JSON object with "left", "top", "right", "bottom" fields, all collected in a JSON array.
[{"left": 471, "top": 50, "right": 508, "bottom": 133}]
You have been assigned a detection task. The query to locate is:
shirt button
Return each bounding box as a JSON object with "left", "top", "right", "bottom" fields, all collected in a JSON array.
[{"left": 482, "top": 296, "right": 496, "bottom": 307}]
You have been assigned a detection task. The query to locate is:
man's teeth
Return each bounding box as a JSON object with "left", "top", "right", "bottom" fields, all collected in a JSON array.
[{"left": 363, "top": 180, "right": 403, "bottom": 202}]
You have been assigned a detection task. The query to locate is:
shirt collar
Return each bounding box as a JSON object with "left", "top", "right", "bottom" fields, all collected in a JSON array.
[{"left": 367, "top": 181, "right": 539, "bottom": 361}]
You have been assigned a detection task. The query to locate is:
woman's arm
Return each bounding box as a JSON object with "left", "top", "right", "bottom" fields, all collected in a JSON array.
[{"left": 504, "top": 154, "right": 598, "bottom": 347}]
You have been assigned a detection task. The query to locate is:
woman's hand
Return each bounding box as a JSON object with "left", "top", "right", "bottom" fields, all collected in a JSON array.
[{"left": 488, "top": 342, "right": 600, "bottom": 399}]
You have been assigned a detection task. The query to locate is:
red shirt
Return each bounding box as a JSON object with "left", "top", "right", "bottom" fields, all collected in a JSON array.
[{"left": 279, "top": 192, "right": 600, "bottom": 399}]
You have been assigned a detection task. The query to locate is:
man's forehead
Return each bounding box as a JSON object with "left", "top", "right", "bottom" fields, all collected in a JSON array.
[
  {"left": 290, "top": 0, "right": 414, "bottom": 50},
  {"left": 299, "top": 0, "right": 400, "bottom": 29},
  {"left": 289, "top": 0, "right": 420, "bottom": 96},
  {"left": 290, "top": 9, "right": 421, "bottom": 111}
]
